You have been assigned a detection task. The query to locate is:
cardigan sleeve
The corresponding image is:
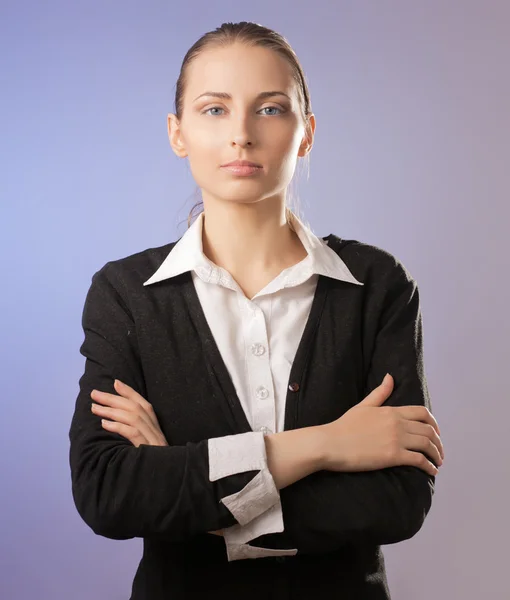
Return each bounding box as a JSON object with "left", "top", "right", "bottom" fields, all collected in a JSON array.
[
  {"left": 275, "top": 261, "right": 437, "bottom": 555},
  {"left": 69, "top": 264, "right": 278, "bottom": 542}
]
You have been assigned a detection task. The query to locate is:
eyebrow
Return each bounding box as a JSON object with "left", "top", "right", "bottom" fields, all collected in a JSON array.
[{"left": 192, "top": 90, "right": 292, "bottom": 103}]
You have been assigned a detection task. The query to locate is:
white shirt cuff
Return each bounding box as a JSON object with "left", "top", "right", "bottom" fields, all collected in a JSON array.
[
  {"left": 220, "top": 467, "right": 279, "bottom": 526},
  {"left": 223, "top": 500, "right": 298, "bottom": 562},
  {"left": 208, "top": 431, "right": 268, "bottom": 480},
  {"left": 208, "top": 431, "right": 280, "bottom": 525}
]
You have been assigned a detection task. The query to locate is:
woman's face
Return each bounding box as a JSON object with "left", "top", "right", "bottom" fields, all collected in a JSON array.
[{"left": 168, "top": 42, "right": 314, "bottom": 207}]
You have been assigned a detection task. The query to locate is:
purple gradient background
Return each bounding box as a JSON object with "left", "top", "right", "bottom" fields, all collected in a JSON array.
[{"left": 1, "top": 1, "right": 508, "bottom": 598}]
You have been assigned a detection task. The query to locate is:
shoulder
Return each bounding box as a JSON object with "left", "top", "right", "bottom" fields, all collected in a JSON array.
[
  {"left": 94, "top": 240, "right": 177, "bottom": 284},
  {"left": 82, "top": 241, "right": 179, "bottom": 319},
  {"left": 326, "top": 233, "right": 417, "bottom": 288}
]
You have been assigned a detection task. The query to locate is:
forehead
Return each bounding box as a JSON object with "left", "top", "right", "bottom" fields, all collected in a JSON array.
[{"left": 184, "top": 43, "right": 297, "bottom": 101}]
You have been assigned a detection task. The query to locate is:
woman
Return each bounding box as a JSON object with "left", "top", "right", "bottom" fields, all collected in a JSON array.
[{"left": 69, "top": 21, "right": 444, "bottom": 599}]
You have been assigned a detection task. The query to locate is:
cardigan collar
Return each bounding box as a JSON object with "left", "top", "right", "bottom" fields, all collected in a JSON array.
[{"left": 143, "top": 211, "right": 364, "bottom": 288}]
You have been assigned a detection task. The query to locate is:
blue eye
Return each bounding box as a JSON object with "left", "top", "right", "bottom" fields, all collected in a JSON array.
[
  {"left": 203, "top": 106, "right": 283, "bottom": 116},
  {"left": 260, "top": 106, "right": 282, "bottom": 116},
  {"left": 205, "top": 107, "right": 224, "bottom": 116}
]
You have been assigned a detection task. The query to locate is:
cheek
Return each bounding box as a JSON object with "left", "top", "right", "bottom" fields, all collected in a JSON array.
[
  {"left": 274, "top": 155, "right": 299, "bottom": 186},
  {"left": 186, "top": 155, "right": 215, "bottom": 190},
  {"left": 182, "top": 118, "right": 223, "bottom": 154},
  {"left": 268, "top": 123, "right": 303, "bottom": 160},
  {"left": 184, "top": 134, "right": 221, "bottom": 178},
  {"left": 271, "top": 130, "right": 302, "bottom": 168},
  {"left": 186, "top": 129, "right": 222, "bottom": 155}
]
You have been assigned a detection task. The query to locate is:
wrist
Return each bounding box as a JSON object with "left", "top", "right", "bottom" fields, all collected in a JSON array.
[
  {"left": 264, "top": 424, "right": 329, "bottom": 489},
  {"left": 306, "top": 424, "right": 329, "bottom": 471}
]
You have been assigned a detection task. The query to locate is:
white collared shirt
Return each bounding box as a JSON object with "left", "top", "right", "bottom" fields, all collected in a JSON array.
[{"left": 143, "top": 211, "right": 363, "bottom": 561}]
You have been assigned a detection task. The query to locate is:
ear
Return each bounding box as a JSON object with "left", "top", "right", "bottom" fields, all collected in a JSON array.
[
  {"left": 298, "top": 113, "right": 316, "bottom": 158},
  {"left": 167, "top": 113, "right": 188, "bottom": 158}
]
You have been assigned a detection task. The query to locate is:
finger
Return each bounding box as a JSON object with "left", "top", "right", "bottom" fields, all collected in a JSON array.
[
  {"left": 403, "top": 432, "right": 443, "bottom": 468},
  {"left": 90, "top": 385, "right": 158, "bottom": 429},
  {"left": 92, "top": 404, "right": 133, "bottom": 423},
  {"left": 360, "top": 374, "right": 394, "bottom": 406},
  {"left": 114, "top": 380, "right": 158, "bottom": 425},
  {"left": 397, "top": 405, "right": 441, "bottom": 436},
  {"left": 101, "top": 420, "right": 149, "bottom": 448},
  {"left": 405, "top": 420, "right": 445, "bottom": 460},
  {"left": 400, "top": 449, "right": 439, "bottom": 477},
  {"left": 91, "top": 398, "right": 154, "bottom": 431},
  {"left": 91, "top": 390, "right": 158, "bottom": 431},
  {"left": 91, "top": 389, "right": 134, "bottom": 409},
  {"left": 92, "top": 405, "right": 160, "bottom": 446}
]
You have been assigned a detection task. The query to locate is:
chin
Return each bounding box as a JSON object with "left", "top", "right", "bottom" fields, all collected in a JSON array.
[{"left": 207, "top": 190, "right": 268, "bottom": 205}]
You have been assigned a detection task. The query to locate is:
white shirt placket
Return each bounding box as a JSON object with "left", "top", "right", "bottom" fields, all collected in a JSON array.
[{"left": 242, "top": 297, "right": 275, "bottom": 435}]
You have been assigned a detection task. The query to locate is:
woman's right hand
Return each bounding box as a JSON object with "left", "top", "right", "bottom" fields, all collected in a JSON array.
[{"left": 320, "top": 374, "right": 444, "bottom": 477}]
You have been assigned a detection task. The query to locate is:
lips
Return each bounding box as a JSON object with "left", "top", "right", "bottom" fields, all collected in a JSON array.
[
  {"left": 221, "top": 160, "right": 262, "bottom": 167},
  {"left": 221, "top": 163, "right": 262, "bottom": 176}
]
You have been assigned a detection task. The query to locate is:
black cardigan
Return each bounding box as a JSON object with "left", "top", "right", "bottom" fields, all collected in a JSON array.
[{"left": 69, "top": 233, "right": 436, "bottom": 599}]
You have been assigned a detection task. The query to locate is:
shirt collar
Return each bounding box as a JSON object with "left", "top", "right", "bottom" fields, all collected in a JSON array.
[{"left": 143, "top": 211, "right": 363, "bottom": 287}]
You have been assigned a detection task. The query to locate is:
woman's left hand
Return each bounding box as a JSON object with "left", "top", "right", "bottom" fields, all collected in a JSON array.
[
  {"left": 91, "top": 380, "right": 223, "bottom": 535},
  {"left": 90, "top": 379, "right": 168, "bottom": 447}
]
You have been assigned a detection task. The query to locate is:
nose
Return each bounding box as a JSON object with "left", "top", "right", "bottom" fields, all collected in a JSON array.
[
  {"left": 231, "top": 113, "right": 254, "bottom": 148},
  {"left": 232, "top": 135, "right": 252, "bottom": 148}
]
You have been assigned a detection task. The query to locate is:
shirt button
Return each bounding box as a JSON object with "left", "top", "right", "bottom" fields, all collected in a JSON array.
[
  {"left": 288, "top": 382, "right": 300, "bottom": 392},
  {"left": 255, "top": 386, "right": 269, "bottom": 400},
  {"left": 276, "top": 556, "right": 287, "bottom": 563},
  {"left": 251, "top": 343, "right": 266, "bottom": 356},
  {"left": 259, "top": 426, "right": 273, "bottom": 435}
]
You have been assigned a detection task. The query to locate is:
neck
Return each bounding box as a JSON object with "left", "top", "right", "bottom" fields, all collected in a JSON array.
[{"left": 200, "top": 195, "right": 305, "bottom": 277}]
